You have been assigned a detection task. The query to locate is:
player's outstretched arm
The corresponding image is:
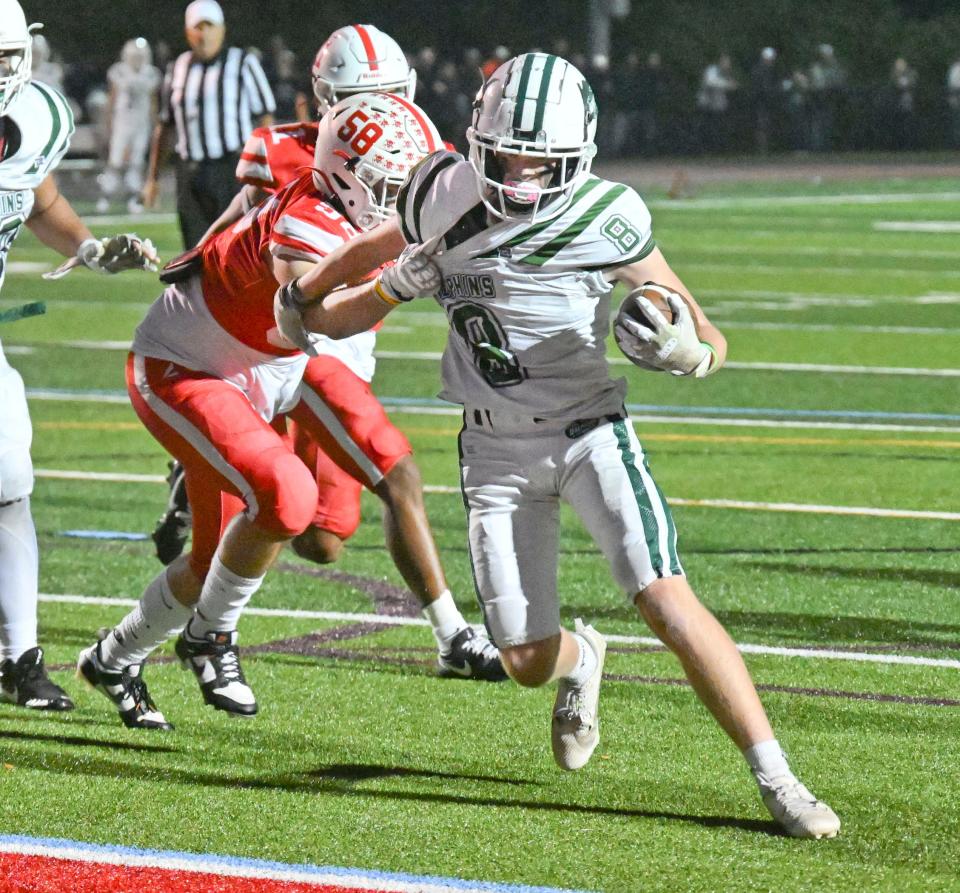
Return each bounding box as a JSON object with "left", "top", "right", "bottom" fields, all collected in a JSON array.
[
  {"left": 297, "top": 217, "right": 407, "bottom": 301},
  {"left": 26, "top": 174, "right": 94, "bottom": 258},
  {"left": 610, "top": 246, "right": 728, "bottom": 369}
]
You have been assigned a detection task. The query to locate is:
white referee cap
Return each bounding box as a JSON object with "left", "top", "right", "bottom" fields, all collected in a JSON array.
[{"left": 185, "top": 0, "right": 224, "bottom": 27}]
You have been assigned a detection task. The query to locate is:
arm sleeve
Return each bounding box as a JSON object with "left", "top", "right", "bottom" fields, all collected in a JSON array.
[{"left": 394, "top": 149, "right": 468, "bottom": 244}]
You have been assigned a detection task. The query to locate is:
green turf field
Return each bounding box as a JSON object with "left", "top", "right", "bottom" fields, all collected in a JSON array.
[{"left": 1, "top": 174, "right": 959, "bottom": 892}]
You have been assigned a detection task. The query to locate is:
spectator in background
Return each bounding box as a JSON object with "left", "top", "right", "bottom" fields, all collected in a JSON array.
[
  {"left": 482, "top": 45, "right": 509, "bottom": 80},
  {"left": 143, "top": 0, "right": 275, "bottom": 249},
  {"left": 888, "top": 57, "right": 918, "bottom": 149},
  {"left": 750, "top": 47, "right": 780, "bottom": 153},
  {"left": 808, "top": 43, "right": 845, "bottom": 151},
  {"left": 423, "top": 60, "right": 472, "bottom": 151},
  {"left": 696, "top": 53, "right": 738, "bottom": 154},
  {"left": 632, "top": 51, "right": 663, "bottom": 156},
  {"left": 30, "top": 33, "right": 64, "bottom": 92},
  {"left": 271, "top": 48, "right": 306, "bottom": 123},
  {"left": 97, "top": 39, "right": 161, "bottom": 214},
  {"left": 947, "top": 57, "right": 960, "bottom": 148},
  {"left": 783, "top": 67, "right": 810, "bottom": 151}
]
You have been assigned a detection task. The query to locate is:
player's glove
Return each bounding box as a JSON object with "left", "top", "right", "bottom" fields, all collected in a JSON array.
[
  {"left": 614, "top": 287, "right": 715, "bottom": 377},
  {"left": 272, "top": 278, "right": 318, "bottom": 357},
  {"left": 43, "top": 234, "right": 160, "bottom": 280},
  {"left": 374, "top": 238, "right": 442, "bottom": 305}
]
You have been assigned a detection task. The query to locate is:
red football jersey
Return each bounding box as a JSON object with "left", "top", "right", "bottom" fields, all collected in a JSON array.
[
  {"left": 200, "top": 171, "right": 359, "bottom": 356},
  {"left": 236, "top": 122, "right": 319, "bottom": 194}
]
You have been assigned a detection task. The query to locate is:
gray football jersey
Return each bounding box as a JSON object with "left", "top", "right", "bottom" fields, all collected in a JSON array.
[
  {"left": 396, "top": 151, "right": 656, "bottom": 419},
  {"left": 0, "top": 81, "right": 74, "bottom": 293}
]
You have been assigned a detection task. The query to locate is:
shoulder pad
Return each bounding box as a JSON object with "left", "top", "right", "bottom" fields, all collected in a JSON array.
[{"left": 395, "top": 150, "right": 477, "bottom": 244}]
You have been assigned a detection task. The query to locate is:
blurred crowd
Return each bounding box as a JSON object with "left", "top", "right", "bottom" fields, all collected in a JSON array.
[{"left": 36, "top": 30, "right": 960, "bottom": 183}]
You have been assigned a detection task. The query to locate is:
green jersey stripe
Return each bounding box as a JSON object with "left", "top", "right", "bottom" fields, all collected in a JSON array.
[
  {"left": 32, "top": 83, "right": 69, "bottom": 164},
  {"left": 612, "top": 419, "right": 669, "bottom": 575},
  {"left": 512, "top": 54, "right": 536, "bottom": 132},
  {"left": 476, "top": 177, "right": 602, "bottom": 259},
  {"left": 519, "top": 183, "right": 628, "bottom": 266},
  {"left": 532, "top": 54, "right": 557, "bottom": 135}
]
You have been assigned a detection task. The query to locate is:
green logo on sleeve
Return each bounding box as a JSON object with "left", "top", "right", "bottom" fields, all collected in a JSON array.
[{"left": 600, "top": 215, "right": 641, "bottom": 254}]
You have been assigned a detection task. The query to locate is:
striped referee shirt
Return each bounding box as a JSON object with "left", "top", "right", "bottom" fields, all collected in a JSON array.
[{"left": 160, "top": 46, "right": 275, "bottom": 162}]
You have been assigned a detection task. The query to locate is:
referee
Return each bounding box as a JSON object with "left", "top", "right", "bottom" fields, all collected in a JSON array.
[{"left": 143, "top": 0, "right": 275, "bottom": 248}]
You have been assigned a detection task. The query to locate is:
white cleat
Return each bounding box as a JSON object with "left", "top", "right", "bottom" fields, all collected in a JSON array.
[
  {"left": 551, "top": 619, "right": 606, "bottom": 771},
  {"left": 760, "top": 775, "right": 841, "bottom": 839}
]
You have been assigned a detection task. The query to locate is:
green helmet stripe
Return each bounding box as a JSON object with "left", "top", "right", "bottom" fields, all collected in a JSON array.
[
  {"left": 512, "top": 54, "right": 536, "bottom": 133},
  {"left": 532, "top": 54, "right": 558, "bottom": 136},
  {"left": 519, "top": 184, "right": 628, "bottom": 265}
]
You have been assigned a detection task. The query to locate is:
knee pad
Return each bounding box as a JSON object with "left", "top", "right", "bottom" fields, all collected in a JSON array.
[{"left": 249, "top": 449, "right": 318, "bottom": 538}]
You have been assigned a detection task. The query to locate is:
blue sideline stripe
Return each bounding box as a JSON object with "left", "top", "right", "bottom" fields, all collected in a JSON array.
[{"left": 0, "top": 834, "right": 595, "bottom": 893}]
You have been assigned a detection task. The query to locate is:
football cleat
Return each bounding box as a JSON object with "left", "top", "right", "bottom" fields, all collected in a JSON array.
[
  {"left": 760, "top": 775, "right": 841, "bottom": 839},
  {"left": 151, "top": 460, "right": 191, "bottom": 565},
  {"left": 0, "top": 647, "right": 74, "bottom": 711},
  {"left": 175, "top": 628, "right": 257, "bottom": 716},
  {"left": 551, "top": 619, "right": 606, "bottom": 771},
  {"left": 437, "top": 626, "right": 507, "bottom": 682},
  {"left": 76, "top": 643, "right": 172, "bottom": 730}
]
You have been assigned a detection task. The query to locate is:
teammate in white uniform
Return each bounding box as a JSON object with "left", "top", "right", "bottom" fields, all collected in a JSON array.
[
  {"left": 97, "top": 38, "right": 161, "bottom": 214},
  {"left": 0, "top": 0, "right": 158, "bottom": 711},
  {"left": 276, "top": 52, "right": 842, "bottom": 840}
]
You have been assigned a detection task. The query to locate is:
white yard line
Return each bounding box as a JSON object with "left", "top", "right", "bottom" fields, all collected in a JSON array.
[
  {"left": 34, "top": 468, "right": 959, "bottom": 520},
  {"left": 39, "top": 593, "right": 960, "bottom": 670},
  {"left": 874, "top": 221, "right": 960, "bottom": 233}
]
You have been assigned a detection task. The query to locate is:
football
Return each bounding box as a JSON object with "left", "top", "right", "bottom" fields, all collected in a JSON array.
[{"left": 619, "top": 283, "right": 678, "bottom": 330}]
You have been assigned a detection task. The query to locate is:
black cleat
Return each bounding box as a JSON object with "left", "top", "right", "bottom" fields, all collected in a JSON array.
[
  {"left": 0, "top": 646, "right": 74, "bottom": 711},
  {"left": 151, "top": 460, "right": 191, "bottom": 565},
  {"left": 437, "top": 627, "right": 507, "bottom": 682},
  {"left": 77, "top": 643, "right": 173, "bottom": 730},
  {"left": 175, "top": 628, "right": 257, "bottom": 716}
]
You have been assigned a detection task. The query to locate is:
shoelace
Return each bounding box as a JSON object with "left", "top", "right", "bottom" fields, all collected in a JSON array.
[
  {"left": 126, "top": 674, "right": 158, "bottom": 714},
  {"left": 460, "top": 636, "right": 498, "bottom": 661},
  {"left": 215, "top": 647, "right": 245, "bottom": 684},
  {"left": 555, "top": 689, "right": 591, "bottom": 726}
]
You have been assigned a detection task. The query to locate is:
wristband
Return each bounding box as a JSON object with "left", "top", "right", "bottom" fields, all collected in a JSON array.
[{"left": 374, "top": 279, "right": 403, "bottom": 306}]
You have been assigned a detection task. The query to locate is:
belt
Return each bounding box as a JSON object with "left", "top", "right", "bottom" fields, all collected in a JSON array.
[{"left": 466, "top": 409, "right": 623, "bottom": 438}]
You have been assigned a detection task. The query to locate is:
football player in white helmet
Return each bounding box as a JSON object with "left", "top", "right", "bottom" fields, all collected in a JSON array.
[
  {"left": 0, "top": 0, "right": 158, "bottom": 713},
  {"left": 276, "top": 52, "right": 842, "bottom": 840},
  {"left": 97, "top": 38, "right": 161, "bottom": 213},
  {"left": 311, "top": 24, "right": 416, "bottom": 116}
]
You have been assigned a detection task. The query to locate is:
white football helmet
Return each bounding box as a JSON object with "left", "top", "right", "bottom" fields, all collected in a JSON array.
[
  {"left": 0, "top": 0, "right": 39, "bottom": 117},
  {"left": 467, "top": 53, "right": 598, "bottom": 223},
  {"left": 122, "top": 37, "right": 152, "bottom": 69},
  {"left": 313, "top": 92, "right": 441, "bottom": 231},
  {"left": 311, "top": 25, "right": 416, "bottom": 116}
]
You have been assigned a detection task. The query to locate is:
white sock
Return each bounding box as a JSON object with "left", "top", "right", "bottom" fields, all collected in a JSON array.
[
  {"left": 186, "top": 553, "right": 264, "bottom": 640},
  {"left": 422, "top": 590, "right": 468, "bottom": 649},
  {"left": 99, "top": 570, "right": 193, "bottom": 669},
  {"left": 563, "top": 632, "right": 598, "bottom": 686},
  {"left": 0, "top": 498, "right": 39, "bottom": 663},
  {"left": 743, "top": 739, "right": 795, "bottom": 787}
]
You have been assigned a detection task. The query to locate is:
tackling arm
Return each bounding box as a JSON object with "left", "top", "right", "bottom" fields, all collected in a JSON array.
[{"left": 610, "top": 246, "right": 728, "bottom": 370}]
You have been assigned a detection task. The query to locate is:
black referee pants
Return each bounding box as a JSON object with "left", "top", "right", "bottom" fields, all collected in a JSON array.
[{"left": 175, "top": 154, "right": 241, "bottom": 249}]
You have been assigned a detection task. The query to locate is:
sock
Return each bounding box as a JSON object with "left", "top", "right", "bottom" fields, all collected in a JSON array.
[
  {"left": 99, "top": 570, "right": 193, "bottom": 669},
  {"left": 422, "top": 590, "right": 468, "bottom": 649},
  {"left": 563, "top": 632, "right": 598, "bottom": 686},
  {"left": 186, "top": 553, "right": 264, "bottom": 640},
  {"left": 743, "top": 739, "right": 795, "bottom": 787},
  {"left": 0, "top": 498, "right": 39, "bottom": 663}
]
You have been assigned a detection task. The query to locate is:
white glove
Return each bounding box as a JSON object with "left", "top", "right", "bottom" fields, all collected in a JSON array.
[
  {"left": 43, "top": 234, "right": 160, "bottom": 280},
  {"left": 614, "top": 288, "right": 713, "bottom": 377},
  {"left": 375, "top": 237, "right": 442, "bottom": 305},
  {"left": 272, "top": 278, "right": 318, "bottom": 357}
]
